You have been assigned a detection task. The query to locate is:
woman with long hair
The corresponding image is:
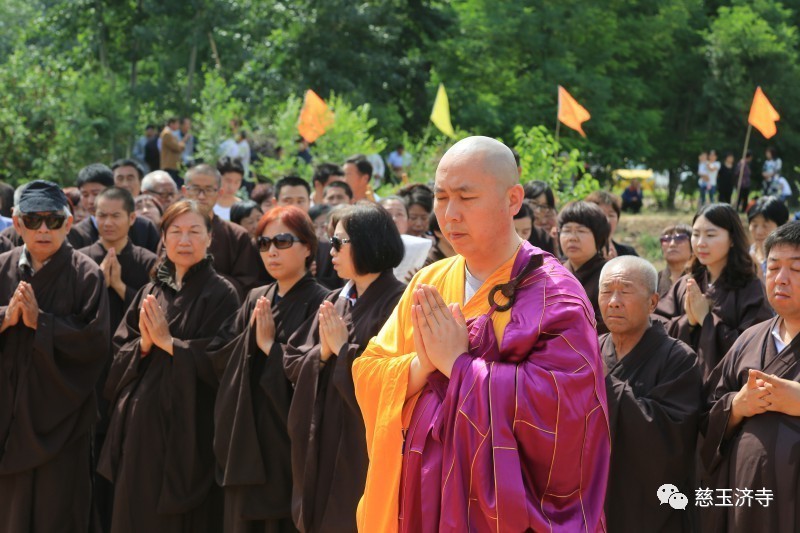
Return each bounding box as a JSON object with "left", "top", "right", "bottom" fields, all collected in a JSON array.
[
  {"left": 283, "top": 203, "right": 406, "bottom": 532},
  {"left": 655, "top": 203, "right": 773, "bottom": 378},
  {"left": 99, "top": 200, "right": 241, "bottom": 532},
  {"left": 210, "top": 206, "right": 330, "bottom": 532}
]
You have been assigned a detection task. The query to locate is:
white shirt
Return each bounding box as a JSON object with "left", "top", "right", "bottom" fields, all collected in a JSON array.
[
  {"left": 706, "top": 161, "right": 720, "bottom": 186},
  {"left": 213, "top": 204, "right": 232, "bottom": 221},
  {"left": 772, "top": 320, "right": 787, "bottom": 353},
  {"left": 464, "top": 265, "right": 482, "bottom": 304}
]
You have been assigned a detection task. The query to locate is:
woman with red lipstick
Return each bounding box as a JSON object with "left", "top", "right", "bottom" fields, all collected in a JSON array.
[
  {"left": 558, "top": 200, "right": 612, "bottom": 334},
  {"left": 209, "top": 206, "right": 329, "bottom": 533},
  {"left": 655, "top": 203, "right": 773, "bottom": 379}
]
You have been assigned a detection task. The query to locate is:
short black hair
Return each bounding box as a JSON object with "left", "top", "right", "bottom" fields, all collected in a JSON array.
[
  {"left": 111, "top": 159, "right": 145, "bottom": 180},
  {"left": 217, "top": 156, "right": 245, "bottom": 176},
  {"left": 747, "top": 195, "right": 790, "bottom": 226},
  {"left": 523, "top": 180, "right": 556, "bottom": 209},
  {"left": 308, "top": 203, "right": 332, "bottom": 221},
  {"left": 250, "top": 183, "right": 274, "bottom": 204},
  {"left": 397, "top": 184, "right": 434, "bottom": 213},
  {"left": 97, "top": 187, "right": 135, "bottom": 214},
  {"left": 339, "top": 203, "right": 404, "bottom": 275},
  {"left": 344, "top": 154, "right": 373, "bottom": 178},
  {"left": 230, "top": 200, "right": 262, "bottom": 225},
  {"left": 145, "top": 124, "right": 156, "bottom": 130},
  {"left": 557, "top": 201, "right": 611, "bottom": 252},
  {"left": 429, "top": 212, "right": 441, "bottom": 234},
  {"left": 511, "top": 148, "right": 521, "bottom": 168},
  {"left": 77, "top": 163, "right": 114, "bottom": 189},
  {"left": 514, "top": 202, "right": 533, "bottom": 221},
  {"left": 765, "top": 221, "right": 800, "bottom": 257},
  {"left": 324, "top": 180, "right": 353, "bottom": 199},
  {"left": 275, "top": 175, "right": 311, "bottom": 198},
  {"left": 312, "top": 163, "right": 345, "bottom": 186}
]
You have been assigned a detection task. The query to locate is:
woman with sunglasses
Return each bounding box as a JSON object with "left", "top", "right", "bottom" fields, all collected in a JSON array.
[
  {"left": 657, "top": 223, "right": 693, "bottom": 297},
  {"left": 98, "top": 200, "right": 241, "bottom": 533},
  {"left": 655, "top": 203, "right": 773, "bottom": 379},
  {"left": 558, "top": 201, "right": 611, "bottom": 334},
  {"left": 283, "top": 203, "right": 405, "bottom": 533},
  {"left": 208, "top": 205, "right": 329, "bottom": 533}
]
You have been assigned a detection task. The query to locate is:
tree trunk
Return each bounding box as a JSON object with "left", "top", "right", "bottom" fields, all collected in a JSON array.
[
  {"left": 667, "top": 168, "right": 680, "bottom": 210},
  {"left": 186, "top": 39, "right": 198, "bottom": 109}
]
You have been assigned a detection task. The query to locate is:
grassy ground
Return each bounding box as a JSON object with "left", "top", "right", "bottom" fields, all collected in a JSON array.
[{"left": 614, "top": 211, "right": 695, "bottom": 271}]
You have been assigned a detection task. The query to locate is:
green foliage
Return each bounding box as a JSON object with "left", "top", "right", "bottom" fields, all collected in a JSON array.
[
  {"left": 251, "top": 92, "right": 388, "bottom": 182},
  {"left": 194, "top": 69, "right": 246, "bottom": 164},
  {"left": 512, "top": 125, "right": 599, "bottom": 203}
]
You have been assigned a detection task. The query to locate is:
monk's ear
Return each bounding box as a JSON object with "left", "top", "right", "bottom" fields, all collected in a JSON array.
[
  {"left": 508, "top": 184, "right": 525, "bottom": 213},
  {"left": 649, "top": 292, "right": 659, "bottom": 313}
]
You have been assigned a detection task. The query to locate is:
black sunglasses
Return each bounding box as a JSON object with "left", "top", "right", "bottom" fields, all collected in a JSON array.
[
  {"left": 257, "top": 233, "right": 302, "bottom": 252},
  {"left": 21, "top": 213, "right": 67, "bottom": 230},
  {"left": 660, "top": 233, "right": 690, "bottom": 245},
  {"left": 330, "top": 236, "right": 352, "bottom": 252}
]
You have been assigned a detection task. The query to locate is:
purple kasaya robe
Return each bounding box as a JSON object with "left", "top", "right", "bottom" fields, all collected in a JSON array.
[{"left": 399, "top": 243, "right": 610, "bottom": 532}]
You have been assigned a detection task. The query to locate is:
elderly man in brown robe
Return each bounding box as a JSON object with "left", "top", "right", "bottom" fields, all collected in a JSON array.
[
  {"left": 702, "top": 221, "right": 800, "bottom": 532},
  {"left": 0, "top": 180, "right": 110, "bottom": 532},
  {"left": 182, "top": 164, "right": 268, "bottom": 297},
  {"left": 598, "top": 256, "right": 703, "bottom": 532}
]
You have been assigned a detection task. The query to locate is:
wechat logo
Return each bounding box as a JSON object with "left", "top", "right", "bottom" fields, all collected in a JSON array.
[{"left": 657, "top": 484, "right": 688, "bottom": 510}]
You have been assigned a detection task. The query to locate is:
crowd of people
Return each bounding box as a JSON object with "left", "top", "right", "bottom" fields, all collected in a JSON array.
[{"left": 0, "top": 132, "right": 798, "bottom": 533}]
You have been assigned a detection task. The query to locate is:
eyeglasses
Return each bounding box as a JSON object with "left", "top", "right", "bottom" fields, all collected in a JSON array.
[
  {"left": 149, "top": 190, "right": 176, "bottom": 200},
  {"left": 660, "top": 233, "right": 690, "bottom": 245},
  {"left": 257, "top": 233, "right": 303, "bottom": 252},
  {"left": 330, "top": 236, "right": 352, "bottom": 252},
  {"left": 21, "top": 213, "right": 67, "bottom": 230},
  {"left": 184, "top": 185, "right": 219, "bottom": 197}
]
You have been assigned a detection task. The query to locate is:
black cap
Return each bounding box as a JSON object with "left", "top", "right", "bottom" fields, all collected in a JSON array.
[{"left": 18, "top": 180, "right": 69, "bottom": 214}]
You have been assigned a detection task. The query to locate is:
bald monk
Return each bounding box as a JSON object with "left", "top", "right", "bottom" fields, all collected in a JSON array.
[{"left": 353, "top": 137, "right": 610, "bottom": 532}]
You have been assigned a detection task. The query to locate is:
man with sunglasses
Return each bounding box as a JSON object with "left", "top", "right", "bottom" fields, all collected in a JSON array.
[
  {"left": 354, "top": 137, "right": 610, "bottom": 532},
  {"left": 68, "top": 163, "right": 161, "bottom": 253},
  {"left": 0, "top": 180, "right": 110, "bottom": 532},
  {"left": 182, "top": 164, "right": 268, "bottom": 297}
]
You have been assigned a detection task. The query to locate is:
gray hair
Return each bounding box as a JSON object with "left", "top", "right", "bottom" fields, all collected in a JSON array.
[
  {"left": 185, "top": 164, "right": 222, "bottom": 187},
  {"left": 141, "top": 170, "right": 178, "bottom": 192},
  {"left": 599, "top": 256, "right": 658, "bottom": 294}
]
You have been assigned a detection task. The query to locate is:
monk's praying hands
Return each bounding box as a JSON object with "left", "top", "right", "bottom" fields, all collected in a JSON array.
[
  {"left": 412, "top": 284, "right": 468, "bottom": 378},
  {"left": 141, "top": 295, "right": 174, "bottom": 355},
  {"left": 17, "top": 282, "right": 40, "bottom": 330}
]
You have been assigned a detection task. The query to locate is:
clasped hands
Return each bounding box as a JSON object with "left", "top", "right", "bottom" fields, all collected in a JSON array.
[
  {"left": 319, "top": 300, "right": 349, "bottom": 362},
  {"left": 732, "top": 369, "right": 800, "bottom": 420},
  {"left": 139, "top": 295, "right": 173, "bottom": 356},
  {"left": 2, "top": 281, "right": 39, "bottom": 332},
  {"left": 100, "top": 248, "right": 126, "bottom": 300},
  {"left": 684, "top": 279, "right": 710, "bottom": 326},
  {"left": 411, "top": 284, "right": 469, "bottom": 379}
]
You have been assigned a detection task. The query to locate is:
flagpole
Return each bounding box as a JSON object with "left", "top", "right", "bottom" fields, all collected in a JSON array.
[{"left": 733, "top": 124, "right": 752, "bottom": 210}]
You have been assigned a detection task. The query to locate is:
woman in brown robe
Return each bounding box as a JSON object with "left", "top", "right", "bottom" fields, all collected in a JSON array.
[
  {"left": 283, "top": 203, "right": 406, "bottom": 532},
  {"left": 558, "top": 200, "right": 611, "bottom": 334},
  {"left": 655, "top": 203, "right": 773, "bottom": 379},
  {"left": 656, "top": 223, "right": 693, "bottom": 298},
  {"left": 98, "top": 200, "right": 241, "bottom": 533},
  {"left": 209, "top": 206, "right": 329, "bottom": 533}
]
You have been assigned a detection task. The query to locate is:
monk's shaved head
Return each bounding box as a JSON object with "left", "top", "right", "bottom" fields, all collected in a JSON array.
[
  {"left": 437, "top": 136, "right": 519, "bottom": 188},
  {"left": 600, "top": 256, "right": 658, "bottom": 295}
]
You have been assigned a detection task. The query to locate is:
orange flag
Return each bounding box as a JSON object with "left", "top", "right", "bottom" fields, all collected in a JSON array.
[
  {"left": 297, "top": 89, "right": 334, "bottom": 143},
  {"left": 748, "top": 87, "right": 780, "bottom": 139},
  {"left": 558, "top": 85, "right": 591, "bottom": 137}
]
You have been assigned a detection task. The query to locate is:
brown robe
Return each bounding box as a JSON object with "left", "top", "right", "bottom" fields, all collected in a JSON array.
[
  {"left": 209, "top": 275, "right": 329, "bottom": 533},
  {"left": 563, "top": 253, "right": 608, "bottom": 334},
  {"left": 654, "top": 270, "right": 773, "bottom": 379},
  {"left": 283, "top": 270, "right": 405, "bottom": 533},
  {"left": 601, "top": 321, "right": 703, "bottom": 532},
  {"left": 210, "top": 215, "right": 270, "bottom": 298},
  {"left": 701, "top": 316, "right": 800, "bottom": 532},
  {"left": 68, "top": 215, "right": 161, "bottom": 253},
  {"left": 0, "top": 225, "right": 22, "bottom": 247},
  {"left": 0, "top": 243, "right": 110, "bottom": 533},
  {"left": 0, "top": 234, "right": 11, "bottom": 254},
  {"left": 98, "top": 257, "right": 240, "bottom": 533},
  {"left": 78, "top": 240, "right": 158, "bottom": 532}
]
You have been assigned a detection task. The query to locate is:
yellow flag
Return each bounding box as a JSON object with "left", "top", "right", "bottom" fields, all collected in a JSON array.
[{"left": 430, "top": 84, "right": 456, "bottom": 138}]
